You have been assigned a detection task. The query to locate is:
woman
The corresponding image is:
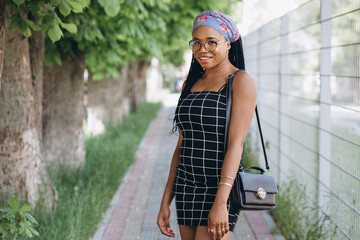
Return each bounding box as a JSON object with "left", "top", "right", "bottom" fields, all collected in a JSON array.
[{"left": 157, "top": 11, "right": 257, "bottom": 240}]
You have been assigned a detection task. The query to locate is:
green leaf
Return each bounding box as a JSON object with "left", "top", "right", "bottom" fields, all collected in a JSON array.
[
  {"left": 93, "top": 71, "right": 105, "bottom": 80},
  {"left": 45, "top": 47, "right": 62, "bottom": 67},
  {"left": 0, "top": 225, "right": 8, "bottom": 237},
  {"left": 19, "top": 224, "right": 25, "bottom": 234},
  {"left": 105, "top": 4, "right": 120, "bottom": 17},
  {"left": 60, "top": 22, "right": 77, "bottom": 33},
  {"left": 23, "top": 212, "right": 38, "bottom": 225},
  {"left": 19, "top": 221, "right": 33, "bottom": 237},
  {"left": 12, "top": 0, "right": 25, "bottom": 6},
  {"left": 54, "top": 51, "right": 62, "bottom": 65},
  {"left": 25, "top": 227, "right": 33, "bottom": 237},
  {"left": 50, "top": 0, "right": 62, "bottom": 6},
  {"left": 84, "top": 28, "right": 92, "bottom": 41},
  {"left": 48, "top": 20, "right": 63, "bottom": 42},
  {"left": 22, "top": 26, "right": 32, "bottom": 37},
  {"left": 59, "top": 0, "right": 72, "bottom": 17},
  {"left": 97, "top": 0, "right": 120, "bottom": 17},
  {"left": 85, "top": 51, "right": 97, "bottom": 69},
  {"left": 8, "top": 197, "right": 19, "bottom": 212},
  {"left": 19, "top": 204, "right": 30, "bottom": 212},
  {"left": 97, "top": 0, "right": 105, "bottom": 6},
  {"left": 39, "top": 15, "right": 53, "bottom": 31},
  {"left": 67, "top": 0, "right": 84, "bottom": 13},
  {"left": 10, "top": 15, "right": 21, "bottom": 30},
  {"left": 9, "top": 224, "right": 17, "bottom": 233},
  {"left": 19, "top": 212, "right": 26, "bottom": 221},
  {"left": 24, "top": 18, "right": 41, "bottom": 31},
  {"left": 106, "top": 67, "right": 118, "bottom": 78},
  {"left": 29, "top": 227, "right": 40, "bottom": 236}
]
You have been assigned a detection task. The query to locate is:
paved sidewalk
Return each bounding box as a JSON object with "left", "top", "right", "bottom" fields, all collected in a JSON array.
[{"left": 92, "top": 92, "right": 279, "bottom": 240}]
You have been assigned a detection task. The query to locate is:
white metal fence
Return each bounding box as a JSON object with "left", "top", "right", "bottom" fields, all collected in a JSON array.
[{"left": 243, "top": 0, "right": 360, "bottom": 239}]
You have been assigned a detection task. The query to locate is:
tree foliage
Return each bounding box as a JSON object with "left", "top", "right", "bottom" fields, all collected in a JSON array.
[
  {"left": 81, "top": 0, "right": 169, "bottom": 80},
  {"left": 6, "top": 0, "right": 242, "bottom": 79},
  {"left": 6, "top": 0, "right": 88, "bottom": 42}
]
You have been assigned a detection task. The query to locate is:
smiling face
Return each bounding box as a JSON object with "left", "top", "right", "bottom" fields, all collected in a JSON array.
[{"left": 191, "top": 25, "right": 231, "bottom": 69}]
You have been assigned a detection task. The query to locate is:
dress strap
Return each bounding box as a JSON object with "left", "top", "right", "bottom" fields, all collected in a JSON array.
[
  {"left": 228, "top": 69, "right": 244, "bottom": 78},
  {"left": 218, "top": 69, "right": 245, "bottom": 93},
  {"left": 217, "top": 82, "right": 228, "bottom": 93}
]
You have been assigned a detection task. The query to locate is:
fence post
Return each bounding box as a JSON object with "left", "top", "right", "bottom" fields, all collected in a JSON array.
[
  {"left": 254, "top": 29, "right": 263, "bottom": 156},
  {"left": 278, "top": 15, "right": 290, "bottom": 184},
  {"left": 318, "top": 0, "right": 332, "bottom": 214}
]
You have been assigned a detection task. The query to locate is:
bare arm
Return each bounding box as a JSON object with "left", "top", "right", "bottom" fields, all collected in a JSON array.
[{"left": 214, "top": 71, "right": 257, "bottom": 204}]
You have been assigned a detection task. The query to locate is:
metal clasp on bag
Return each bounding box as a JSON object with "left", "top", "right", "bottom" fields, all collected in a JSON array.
[{"left": 256, "top": 187, "right": 267, "bottom": 200}]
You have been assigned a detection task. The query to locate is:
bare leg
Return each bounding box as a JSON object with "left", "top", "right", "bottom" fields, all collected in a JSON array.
[
  {"left": 179, "top": 225, "right": 196, "bottom": 240},
  {"left": 194, "top": 226, "right": 232, "bottom": 240}
]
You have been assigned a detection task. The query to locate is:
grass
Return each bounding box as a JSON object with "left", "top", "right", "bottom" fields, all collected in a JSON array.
[
  {"left": 2, "top": 101, "right": 162, "bottom": 240},
  {"left": 269, "top": 180, "right": 337, "bottom": 240},
  {"left": 241, "top": 134, "right": 337, "bottom": 240}
]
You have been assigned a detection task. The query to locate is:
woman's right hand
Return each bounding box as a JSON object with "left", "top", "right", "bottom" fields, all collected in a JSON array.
[{"left": 157, "top": 205, "right": 176, "bottom": 238}]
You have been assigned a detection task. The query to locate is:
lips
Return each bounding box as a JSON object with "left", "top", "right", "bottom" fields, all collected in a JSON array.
[{"left": 198, "top": 56, "right": 212, "bottom": 63}]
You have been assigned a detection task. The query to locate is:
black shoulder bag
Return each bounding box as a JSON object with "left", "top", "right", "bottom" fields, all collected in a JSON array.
[{"left": 224, "top": 72, "right": 278, "bottom": 211}]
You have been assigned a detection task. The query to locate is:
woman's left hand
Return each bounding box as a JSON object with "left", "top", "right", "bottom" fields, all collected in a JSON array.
[{"left": 208, "top": 201, "right": 229, "bottom": 240}]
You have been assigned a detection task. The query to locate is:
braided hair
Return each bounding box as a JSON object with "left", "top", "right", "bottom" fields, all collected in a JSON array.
[{"left": 170, "top": 36, "right": 246, "bottom": 134}]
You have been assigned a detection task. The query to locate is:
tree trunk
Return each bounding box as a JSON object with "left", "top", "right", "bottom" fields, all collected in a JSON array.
[
  {"left": 136, "top": 61, "right": 150, "bottom": 104},
  {"left": 0, "top": 13, "right": 56, "bottom": 209},
  {"left": 86, "top": 66, "right": 131, "bottom": 134},
  {"left": 43, "top": 54, "right": 85, "bottom": 170},
  {"left": 28, "top": 23, "right": 44, "bottom": 143},
  {"left": 0, "top": 0, "right": 5, "bottom": 91},
  {"left": 131, "top": 62, "right": 137, "bottom": 112}
]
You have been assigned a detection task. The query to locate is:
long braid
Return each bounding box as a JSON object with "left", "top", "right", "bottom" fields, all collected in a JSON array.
[
  {"left": 171, "top": 37, "right": 246, "bottom": 134},
  {"left": 229, "top": 36, "right": 245, "bottom": 70},
  {"left": 180, "top": 56, "right": 204, "bottom": 100}
]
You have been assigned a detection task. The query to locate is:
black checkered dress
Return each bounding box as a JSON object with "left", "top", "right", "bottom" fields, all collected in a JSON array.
[{"left": 174, "top": 73, "right": 241, "bottom": 232}]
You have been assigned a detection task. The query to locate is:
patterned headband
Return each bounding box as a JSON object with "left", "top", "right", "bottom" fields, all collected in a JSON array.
[{"left": 192, "top": 11, "right": 240, "bottom": 43}]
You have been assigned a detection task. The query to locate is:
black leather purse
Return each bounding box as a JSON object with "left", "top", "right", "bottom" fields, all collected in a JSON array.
[{"left": 224, "top": 72, "right": 278, "bottom": 211}]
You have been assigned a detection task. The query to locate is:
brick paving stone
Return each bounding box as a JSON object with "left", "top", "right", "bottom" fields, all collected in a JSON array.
[{"left": 119, "top": 108, "right": 166, "bottom": 240}]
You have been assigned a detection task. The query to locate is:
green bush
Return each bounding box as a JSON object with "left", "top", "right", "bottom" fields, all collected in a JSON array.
[
  {"left": 0, "top": 197, "right": 39, "bottom": 239},
  {"left": 269, "top": 180, "right": 337, "bottom": 240}
]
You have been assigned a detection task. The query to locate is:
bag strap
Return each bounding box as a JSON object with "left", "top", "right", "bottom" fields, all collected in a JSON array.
[{"left": 224, "top": 70, "right": 270, "bottom": 172}]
